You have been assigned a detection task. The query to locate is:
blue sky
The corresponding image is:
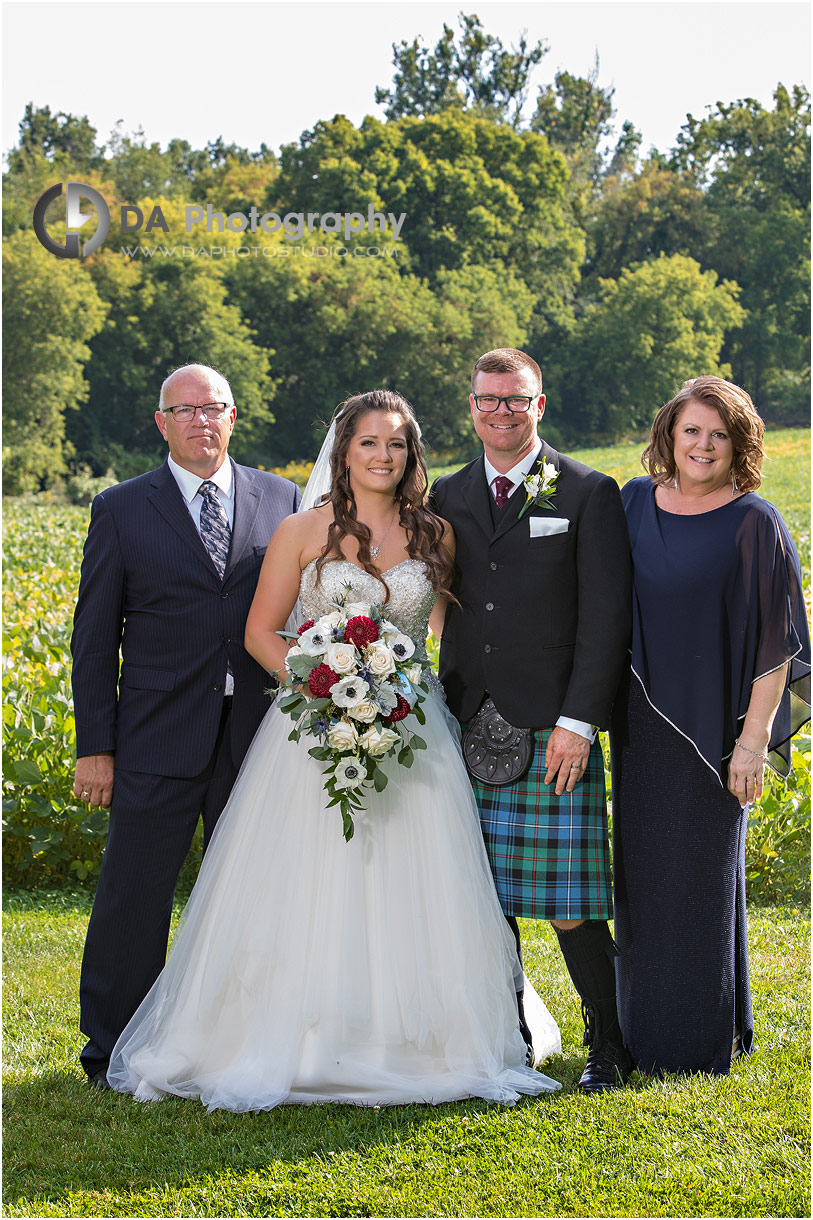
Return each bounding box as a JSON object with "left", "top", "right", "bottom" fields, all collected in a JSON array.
[{"left": 3, "top": 1, "right": 810, "bottom": 159}]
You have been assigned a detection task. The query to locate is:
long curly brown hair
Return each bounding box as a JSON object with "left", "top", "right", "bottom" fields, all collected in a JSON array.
[{"left": 315, "top": 390, "right": 456, "bottom": 604}]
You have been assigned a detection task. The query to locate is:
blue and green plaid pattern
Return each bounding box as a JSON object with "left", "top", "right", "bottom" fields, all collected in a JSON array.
[{"left": 471, "top": 728, "right": 611, "bottom": 920}]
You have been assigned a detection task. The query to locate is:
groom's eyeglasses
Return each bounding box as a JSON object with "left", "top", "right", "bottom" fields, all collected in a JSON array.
[
  {"left": 162, "top": 402, "right": 233, "bottom": 421},
  {"left": 473, "top": 395, "right": 537, "bottom": 413}
]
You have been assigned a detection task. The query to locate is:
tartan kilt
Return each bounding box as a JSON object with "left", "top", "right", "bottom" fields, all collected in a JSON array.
[{"left": 470, "top": 727, "right": 611, "bottom": 921}]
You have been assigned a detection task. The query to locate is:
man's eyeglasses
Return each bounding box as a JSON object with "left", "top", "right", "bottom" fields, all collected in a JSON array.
[
  {"left": 162, "top": 402, "right": 234, "bottom": 422},
  {"left": 472, "top": 395, "right": 538, "bottom": 414}
]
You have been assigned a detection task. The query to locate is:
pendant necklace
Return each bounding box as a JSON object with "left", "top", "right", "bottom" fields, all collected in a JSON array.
[{"left": 370, "top": 505, "right": 398, "bottom": 560}]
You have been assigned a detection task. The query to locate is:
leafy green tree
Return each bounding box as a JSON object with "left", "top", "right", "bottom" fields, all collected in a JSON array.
[
  {"left": 375, "top": 13, "right": 547, "bottom": 127},
  {"left": 275, "top": 109, "right": 584, "bottom": 334},
  {"left": 7, "top": 103, "right": 101, "bottom": 174},
  {"left": 551, "top": 254, "right": 745, "bottom": 437},
  {"left": 670, "top": 85, "right": 810, "bottom": 410},
  {"left": 69, "top": 199, "right": 274, "bottom": 473},
  {"left": 223, "top": 235, "right": 534, "bottom": 459},
  {"left": 2, "top": 231, "right": 107, "bottom": 493},
  {"left": 584, "top": 160, "right": 708, "bottom": 285}
]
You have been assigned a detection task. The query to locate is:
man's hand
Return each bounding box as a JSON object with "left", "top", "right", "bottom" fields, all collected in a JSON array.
[
  {"left": 544, "top": 726, "right": 591, "bottom": 795},
  {"left": 74, "top": 753, "right": 115, "bottom": 809}
]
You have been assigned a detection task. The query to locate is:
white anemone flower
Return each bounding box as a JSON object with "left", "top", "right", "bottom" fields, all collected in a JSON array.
[
  {"left": 333, "top": 758, "right": 366, "bottom": 790},
  {"left": 332, "top": 675, "right": 370, "bottom": 708}
]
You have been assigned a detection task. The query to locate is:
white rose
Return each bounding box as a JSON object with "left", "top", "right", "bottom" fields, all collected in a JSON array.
[
  {"left": 331, "top": 676, "right": 370, "bottom": 708},
  {"left": 389, "top": 633, "right": 415, "bottom": 662},
  {"left": 405, "top": 662, "right": 424, "bottom": 685},
  {"left": 365, "top": 640, "right": 396, "bottom": 676},
  {"left": 325, "top": 641, "right": 359, "bottom": 674},
  {"left": 319, "top": 611, "right": 344, "bottom": 629},
  {"left": 333, "top": 758, "right": 366, "bottom": 790},
  {"left": 298, "top": 624, "right": 330, "bottom": 656},
  {"left": 343, "top": 601, "right": 374, "bottom": 621},
  {"left": 347, "top": 700, "right": 378, "bottom": 723},
  {"left": 358, "top": 725, "right": 401, "bottom": 758},
  {"left": 327, "top": 719, "right": 359, "bottom": 752}
]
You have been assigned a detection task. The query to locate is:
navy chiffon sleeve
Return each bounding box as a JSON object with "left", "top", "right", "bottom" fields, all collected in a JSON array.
[{"left": 623, "top": 477, "right": 810, "bottom": 782}]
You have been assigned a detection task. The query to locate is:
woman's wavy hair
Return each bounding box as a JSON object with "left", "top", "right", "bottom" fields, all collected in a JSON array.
[
  {"left": 315, "top": 389, "right": 456, "bottom": 604},
  {"left": 642, "top": 376, "right": 765, "bottom": 493}
]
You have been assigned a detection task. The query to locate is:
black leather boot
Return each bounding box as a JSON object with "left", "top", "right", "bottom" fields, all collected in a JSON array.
[{"left": 556, "top": 920, "right": 634, "bottom": 1092}]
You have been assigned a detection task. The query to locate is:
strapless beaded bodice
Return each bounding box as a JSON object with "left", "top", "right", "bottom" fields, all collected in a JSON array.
[{"left": 299, "top": 559, "right": 436, "bottom": 659}]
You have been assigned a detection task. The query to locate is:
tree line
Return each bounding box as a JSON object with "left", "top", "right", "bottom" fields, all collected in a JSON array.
[{"left": 2, "top": 13, "right": 809, "bottom": 494}]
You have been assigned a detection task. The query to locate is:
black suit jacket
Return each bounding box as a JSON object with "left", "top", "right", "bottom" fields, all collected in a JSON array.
[
  {"left": 71, "top": 458, "right": 300, "bottom": 777},
  {"left": 429, "top": 441, "right": 631, "bottom": 728}
]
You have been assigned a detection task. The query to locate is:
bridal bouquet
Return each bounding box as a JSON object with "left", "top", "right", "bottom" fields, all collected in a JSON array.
[{"left": 276, "top": 591, "right": 428, "bottom": 841}]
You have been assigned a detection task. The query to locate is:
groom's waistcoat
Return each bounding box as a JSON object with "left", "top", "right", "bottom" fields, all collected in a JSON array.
[{"left": 429, "top": 442, "right": 631, "bottom": 729}]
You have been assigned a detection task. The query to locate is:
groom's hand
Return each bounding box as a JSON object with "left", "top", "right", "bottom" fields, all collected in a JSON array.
[{"left": 544, "top": 726, "right": 590, "bottom": 795}]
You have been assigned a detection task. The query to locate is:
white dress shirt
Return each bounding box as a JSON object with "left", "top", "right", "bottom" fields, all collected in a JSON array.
[
  {"left": 167, "top": 454, "right": 235, "bottom": 530},
  {"left": 485, "top": 438, "right": 595, "bottom": 744},
  {"left": 168, "top": 454, "right": 235, "bottom": 694}
]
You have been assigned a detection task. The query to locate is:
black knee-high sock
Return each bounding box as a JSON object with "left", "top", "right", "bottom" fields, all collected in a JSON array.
[{"left": 555, "top": 920, "right": 620, "bottom": 1044}]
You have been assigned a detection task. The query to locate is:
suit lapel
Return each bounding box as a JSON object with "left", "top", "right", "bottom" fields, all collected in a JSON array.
[
  {"left": 225, "top": 461, "right": 260, "bottom": 580},
  {"left": 146, "top": 461, "right": 216, "bottom": 576},
  {"left": 461, "top": 456, "right": 497, "bottom": 542}
]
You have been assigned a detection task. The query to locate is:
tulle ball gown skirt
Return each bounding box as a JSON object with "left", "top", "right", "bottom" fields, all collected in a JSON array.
[{"left": 107, "top": 690, "right": 561, "bottom": 1111}]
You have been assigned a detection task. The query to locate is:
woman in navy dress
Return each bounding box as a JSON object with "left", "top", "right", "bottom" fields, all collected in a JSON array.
[{"left": 610, "top": 376, "right": 810, "bottom": 1075}]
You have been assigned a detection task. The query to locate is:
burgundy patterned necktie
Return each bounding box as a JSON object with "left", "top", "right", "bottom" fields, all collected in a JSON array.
[{"left": 493, "top": 475, "right": 513, "bottom": 509}]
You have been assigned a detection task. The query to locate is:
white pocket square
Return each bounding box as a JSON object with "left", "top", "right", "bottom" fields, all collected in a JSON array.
[{"left": 529, "top": 516, "right": 570, "bottom": 537}]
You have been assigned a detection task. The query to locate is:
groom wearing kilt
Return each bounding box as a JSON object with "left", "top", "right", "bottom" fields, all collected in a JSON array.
[{"left": 430, "top": 348, "right": 632, "bottom": 1091}]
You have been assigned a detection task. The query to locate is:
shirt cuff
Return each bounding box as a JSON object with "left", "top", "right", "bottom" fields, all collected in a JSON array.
[{"left": 556, "top": 716, "right": 596, "bottom": 743}]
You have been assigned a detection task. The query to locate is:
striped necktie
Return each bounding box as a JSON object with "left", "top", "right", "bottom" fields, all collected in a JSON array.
[{"left": 198, "top": 481, "right": 231, "bottom": 578}]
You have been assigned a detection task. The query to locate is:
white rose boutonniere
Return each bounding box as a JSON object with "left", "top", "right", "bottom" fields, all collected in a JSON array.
[{"left": 518, "top": 459, "right": 559, "bottom": 519}]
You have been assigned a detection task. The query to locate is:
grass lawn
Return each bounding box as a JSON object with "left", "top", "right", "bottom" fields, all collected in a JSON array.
[{"left": 3, "top": 891, "right": 809, "bottom": 1219}]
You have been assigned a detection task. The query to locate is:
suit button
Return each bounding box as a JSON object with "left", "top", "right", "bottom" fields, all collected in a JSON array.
[
  {"left": 490, "top": 562, "right": 498, "bottom": 571},
  {"left": 213, "top": 683, "right": 223, "bottom": 691},
  {"left": 484, "top": 644, "right": 492, "bottom": 654},
  {"left": 485, "top": 602, "right": 494, "bottom": 611},
  {"left": 220, "top": 592, "right": 229, "bottom": 600},
  {"left": 222, "top": 635, "right": 231, "bottom": 644}
]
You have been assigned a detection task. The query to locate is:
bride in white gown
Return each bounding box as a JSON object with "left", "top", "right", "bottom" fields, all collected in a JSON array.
[{"left": 107, "top": 390, "right": 560, "bottom": 1111}]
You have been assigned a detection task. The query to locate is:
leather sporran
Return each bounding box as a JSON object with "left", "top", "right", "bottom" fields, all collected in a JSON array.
[{"left": 462, "top": 697, "right": 534, "bottom": 786}]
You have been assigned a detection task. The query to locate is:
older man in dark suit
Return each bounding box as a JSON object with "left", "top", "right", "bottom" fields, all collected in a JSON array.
[
  {"left": 72, "top": 363, "right": 300, "bottom": 1088},
  {"left": 430, "top": 348, "right": 632, "bottom": 1092}
]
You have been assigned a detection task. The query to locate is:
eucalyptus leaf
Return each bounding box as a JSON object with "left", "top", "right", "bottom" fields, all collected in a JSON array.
[{"left": 372, "top": 768, "right": 389, "bottom": 792}]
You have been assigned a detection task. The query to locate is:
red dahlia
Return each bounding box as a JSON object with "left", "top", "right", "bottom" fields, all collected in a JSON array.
[
  {"left": 344, "top": 616, "right": 379, "bottom": 647},
  {"left": 297, "top": 619, "right": 315, "bottom": 635},
  {"left": 308, "top": 664, "right": 339, "bottom": 698},
  {"left": 384, "top": 694, "right": 411, "bottom": 723}
]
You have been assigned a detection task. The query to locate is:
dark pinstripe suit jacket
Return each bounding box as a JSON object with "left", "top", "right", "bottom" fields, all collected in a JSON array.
[{"left": 70, "top": 458, "right": 300, "bottom": 778}]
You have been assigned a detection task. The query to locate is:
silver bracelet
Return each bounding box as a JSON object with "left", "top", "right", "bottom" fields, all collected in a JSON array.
[{"left": 734, "top": 738, "right": 768, "bottom": 762}]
